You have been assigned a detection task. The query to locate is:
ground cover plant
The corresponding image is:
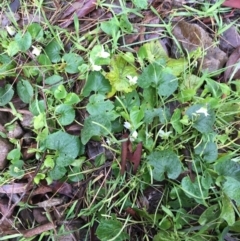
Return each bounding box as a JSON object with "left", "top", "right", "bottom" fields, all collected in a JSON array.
[{"left": 1, "top": 0, "right": 240, "bottom": 240}]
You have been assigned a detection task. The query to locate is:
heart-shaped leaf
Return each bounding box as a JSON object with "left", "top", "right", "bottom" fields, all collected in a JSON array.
[{"left": 147, "top": 149, "right": 182, "bottom": 181}]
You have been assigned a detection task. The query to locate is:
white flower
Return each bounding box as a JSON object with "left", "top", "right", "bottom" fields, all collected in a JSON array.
[
  {"left": 106, "top": 138, "right": 111, "bottom": 145},
  {"left": 90, "top": 58, "right": 101, "bottom": 71},
  {"left": 196, "top": 107, "right": 209, "bottom": 117},
  {"left": 130, "top": 130, "right": 138, "bottom": 141},
  {"left": 97, "top": 46, "right": 110, "bottom": 58},
  {"left": 32, "top": 46, "right": 42, "bottom": 56},
  {"left": 158, "top": 130, "right": 172, "bottom": 139},
  {"left": 126, "top": 75, "right": 138, "bottom": 85},
  {"left": 124, "top": 121, "right": 131, "bottom": 129},
  {"left": 6, "top": 25, "right": 16, "bottom": 36}
]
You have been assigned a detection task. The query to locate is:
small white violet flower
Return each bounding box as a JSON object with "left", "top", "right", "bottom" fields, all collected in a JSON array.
[
  {"left": 124, "top": 121, "right": 131, "bottom": 130},
  {"left": 6, "top": 25, "right": 16, "bottom": 36},
  {"left": 196, "top": 107, "right": 209, "bottom": 117},
  {"left": 97, "top": 46, "right": 110, "bottom": 58},
  {"left": 158, "top": 130, "right": 172, "bottom": 140},
  {"left": 90, "top": 58, "right": 101, "bottom": 71},
  {"left": 106, "top": 138, "right": 111, "bottom": 146},
  {"left": 32, "top": 46, "right": 42, "bottom": 56},
  {"left": 126, "top": 75, "right": 138, "bottom": 85},
  {"left": 130, "top": 130, "right": 138, "bottom": 142}
]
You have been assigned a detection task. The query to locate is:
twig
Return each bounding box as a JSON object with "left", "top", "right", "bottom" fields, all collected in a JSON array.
[{"left": 0, "top": 108, "right": 32, "bottom": 115}]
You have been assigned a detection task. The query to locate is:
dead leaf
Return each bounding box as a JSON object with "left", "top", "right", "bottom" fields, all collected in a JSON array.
[
  {"left": 220, "top": 21, "right": 240, "bottom": 52},
  {"left": 50, "top": 181, "right": 73, "bottom": 198},
  {"left": 131, "top": 143, "right": 142, "bottom": 174},
  {"left": 0, "top": 198, "right": 13, "bottom": 218},
  {"left": 0, "top": 183, "right": 32, "bottom": 194},
  {"left": 60, "top": 0, "right": 97, "bottom": 28},
  {"left": 223, "top": 0, "right": 240, "bottom": 8},
  {"left": 87, "top": 141, "right": 105, "bottom": 160},
  {"left": 120, "top": 133, "right": 142, "bottom": 175},
  {"left": 224, "top": 46, "right": 240, "bottom": 81},
  {"left": 10, "top": 0, "right": 20, "bottom": 12},
  {"left": 23, "top": 222, "right": 56, "bottom": 238},
  {"left": 37, "top": 198, "right": 64, "bottom": 208},
  {"left": 121, "top": 133, "right": 129, "bottom": 175},
  {"left": 33, "top": 208, "right": 49, "bottom": 224},
  {"left": 172, "top": 20, "right": 227, "bottom": 72}
]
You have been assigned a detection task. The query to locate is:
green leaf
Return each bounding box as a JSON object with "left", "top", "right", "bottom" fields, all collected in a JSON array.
[
  {"left": 138, "top": 63, "right": 162, "bottom": 89},
  {"left": 49, "top": 165, "right": 66, "bottom": 180},
  {"left": 101, "top": 18, "right": 119, "bottom": 37},
  {"left": 157, "top": 69, "right": 178, "bottom": 97},
  {"left": 33, "top": 113, "right": 46, "bottom": 129},
  {"left": 17, "top": 80, "right": 33, "bottom": 104},
  {"left": 129, "top": 106, "right": 144, "bottom": 129},
  {"left": 15, "top": 31, "right": 32, "bottom": 52},
  {"left": 158, "top": 108, "right": 171, "bottom": 124},
  {"left": 55, "top": 104, "right": 75, "bottom": 126},
  {"left": 119, "top": 14, "right": 133, "bottom": 33},
  {"left": 138, "top": 41, "right": 168, "bottom": 63},
  {"left": 68, "top": 166, "right": 84, "bottom": 182},
  {"left": 90, "top": 45, "right": 110, "bottom": 66},
  {"left": 0, "top": 84, "right": 14, "bottom": 106},
  {"left": 153, "top": 231, "right": 177, "bottom": 241},
  {"left": 144, "top": 109, "right": 158, "bottom": 124},
  {"left": 62, "top": 53, "right": 83, "bottom": 74},
  {"left": 46, "top": 131, "right": 80, "bottom": 160},
  {"left": 138, "top": 63, "right": 178, "bottom": 98},
  {"left": 9, "top": 164, "right": 24, "bottom": 179},
  {"left": 198, "top": 204, "right": 220, "bottom": 226},
  {"left": 223, "top": 177, "right": 240, "bottom": 206},
  {"left": 132, "top": 0, "right": 148, "bottom": 9},
  {"left": 7, "top": 148, "right": 21, "bottom": 161},
  {"left": 105, "top": 55, "right": 138, "bottom": 96},
  {"left": 45, "top": 40, "right": 62, "bottom": 63},
  {"left": 81, "top": 114, "right": 111, "bottom": 145},
  {"left": 201, "top": 171, "right": 213, "bottom": 190},
  {"left": 220, "top": 194, "right": 235, "bottom": 226},
  {"left": 64, "top": 93, "right": 80, "bottom": 105},
  {"left": 181, "top": 176, "right": 208, "bottom": 204},
  {"left": 180, "top": 74, "right": 204, "bottom": 91},
  {"left": 229, "top": 220, "right": 240, "bottom": 233},
  {"left": 120, "top": 90, "right": 140, "bottom": 111},
  {"left": 86, "top": 94, "right": 114, "bottom": 116},
  {"left": 142, "top": 87, "right": 156, "bottom": 109},
  {"left": 34, "top": 173, "right": 46, "bottom": 184},
  {"left": 29, "top": 100, "right": 45, "bottom": 116},
  {"left": 82, "top": 71, "right": 111, "bottom": 97},
  {"left": 186, "top": 104, "right": 215, "bottom": 133},
  {"left": 7, "top": 41, "right": 19, "bottom": 56},
  {"left": 215, "top": 157, "right": 240, "bottom": 181},
  {"left": 167, "top": 57, "right": 188, "bottom": 76},
  {"left": 54, "top": 85, "right": 67, "bottom": 99},
  {"left": 0, "top": 54, "right": 16, "bottom": 78},
  {"left": 96, "top": 218, "right": 129, "bottom": 241},
  {"left": 147, "top": 150, "right": 182, "bottom": 181},
  {"left": 37, "top": 54, "right": 52, "bottom": 66},
  {"left": 171, "top": 108, "right": 182, "bottom": 134},
  {"left": 45, "top": 75, "right": 63, "bottom": 85},
  {"left": 27, "top": 23, "right": 43, "bottom": 41},
  {"left": 194, "top": 141, "right": 218, "bottom": 163}
]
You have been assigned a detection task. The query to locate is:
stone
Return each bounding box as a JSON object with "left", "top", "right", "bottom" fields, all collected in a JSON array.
[
  {"left": 172, "top": 20, "right": 227, "bottom": 73},
  {"left": 0, "top": 137, "right": 13, "bottom": 170}
]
